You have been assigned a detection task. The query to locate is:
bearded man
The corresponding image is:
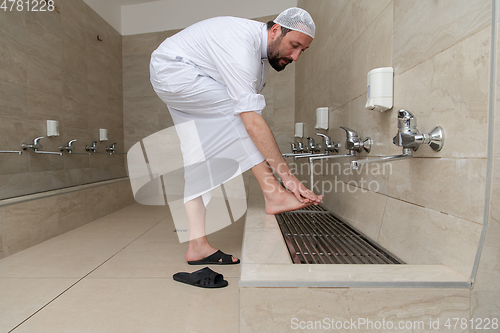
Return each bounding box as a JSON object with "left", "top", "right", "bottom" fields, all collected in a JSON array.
[{"left": 150, "top": 7, "right": 322, "bottom": 265}]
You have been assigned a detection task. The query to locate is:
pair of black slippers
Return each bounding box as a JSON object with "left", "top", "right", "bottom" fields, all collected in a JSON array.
[{"left": 173, "top": 250, "right": 239, "bottom": 289}]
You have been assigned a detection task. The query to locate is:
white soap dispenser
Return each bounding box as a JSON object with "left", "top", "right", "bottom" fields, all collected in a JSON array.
[
  {"left": 294, "top": 123, "right": 304, "bottom": 138},
  {"left": 365, "top": 67, "right": 394, "bottom": 112},
  {"left": 315, "top": 107, "right": 329, "bottom": 130}
]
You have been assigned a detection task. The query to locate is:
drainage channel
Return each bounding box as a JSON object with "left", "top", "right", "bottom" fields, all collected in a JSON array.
[{"left": 276, "top": 206, "right": 405, "bottom": 264}]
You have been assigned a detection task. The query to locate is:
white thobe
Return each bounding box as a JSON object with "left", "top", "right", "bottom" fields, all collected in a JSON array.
[{"left": 150, "top": 16, "right": 270, "bottom": 204}]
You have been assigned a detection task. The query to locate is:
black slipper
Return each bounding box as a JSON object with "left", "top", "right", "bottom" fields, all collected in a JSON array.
[
  {"left": 173, "top": 267, "right": 228, "bottom": 288},
  {"left": 187, "top": 250, "right": 240, "bottom": 265}
]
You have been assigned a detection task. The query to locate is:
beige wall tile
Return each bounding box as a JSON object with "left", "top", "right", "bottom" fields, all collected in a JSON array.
[
  {"left": 123, "top": 33, "right": 163, "bottom": 56},
  {"left": 379, "top": 198, "right": 482, "bottom": 277},
  {"left": 1, "top": 195, "right": 60, "bottom": 256},
  {"left": 0, "top": 80, "right": 26, "bottom": 121},
  {"left": 388, "top": 158, "right": 486, "bottom": 224},
  {"left": 349, "top": 2, "right": 393, "bottom": 102},
  {"left": 0, "top": 44, "right": 26, "bottom": 86},
  {"left": 0, "top": 180, "right": 134, "bottom": 258},
  {"left": 393, "top": 0, "right": 491, "bottom": 74},
  {"left": 333, "top": 183, "right": 388, "bottom": 242},
  {"left": 394, "top": 27, "right": 491, "bottom": 159},
  {"left": 25, "top": 11, "right": 62, "bottom": 67},
  {"left": 0, "top": 10, "right": 26, "bottom": 50}
]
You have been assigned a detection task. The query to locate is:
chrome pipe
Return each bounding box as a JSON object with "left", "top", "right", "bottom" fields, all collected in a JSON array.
[
  {"left": 308, "top": 152, "right": 356, "bottom": 163},
  {"left": 350, "top": 149, "right": 413, "bottom": 170},
  {"left": 0, "top": 150, "right": 22, "bottom": 154},
  {"left": 34, "top": 151, "right": 63, "bottom": 156}
]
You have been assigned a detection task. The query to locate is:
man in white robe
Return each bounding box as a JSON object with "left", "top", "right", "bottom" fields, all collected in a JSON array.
[{"left": 150, "top": 7, "right": 322, "bottom": 264}]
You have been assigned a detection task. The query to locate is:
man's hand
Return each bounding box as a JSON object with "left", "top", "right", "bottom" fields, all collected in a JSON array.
[{"left": 240, "top": 111, "right": 322, "bottom": 204}]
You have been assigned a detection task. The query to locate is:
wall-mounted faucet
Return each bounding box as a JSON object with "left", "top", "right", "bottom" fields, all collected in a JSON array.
[
  {"left": 106, "top": 143, "right": 127, "bottom": 154},
  {"left": 392, "top": 109, "right": 444, "bottom": 152},
  {"left": 22, "top": 137, "right": 62, "bottom": 155},
  {"left": 22, "top": 136, "right": 44, "bottom": 151},
  {"left": 306, "top": 137, "right": 321, "bottom": 153},
  {"left": 341, "top": 126, "right": 372, "bottom": 154},
  {"left": 59, "top": 139, "right": 77, "bottom": 153},
  {"left": 316, "top": 133, "right": 340, "bottom": 154},
  {"left": 283, "top": 140, "right": 306, "bottom": 158},
  {"left": 85, "top": 141, "right": 98, "bottom": 153},
  {"left": 304, "top": 127, "right": 372, "bottom": 190},
  {"left": 60, "top": 139, "right": 90, "bottom": 155},
  {"left": 350, "top": 110, "right": 444, "bottom": 169}
]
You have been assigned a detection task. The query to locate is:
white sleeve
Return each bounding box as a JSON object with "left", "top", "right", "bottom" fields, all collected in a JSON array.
[{"left": 207, "top": 37, "right": 266, "bottom": 115}]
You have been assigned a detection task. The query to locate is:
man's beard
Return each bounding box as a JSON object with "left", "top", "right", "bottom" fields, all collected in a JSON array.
[{"left": 267, "top": 37, "right": 293, "bottom": 72}]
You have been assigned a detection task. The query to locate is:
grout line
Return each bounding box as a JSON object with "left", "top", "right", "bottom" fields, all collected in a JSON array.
[{"left": 8, "top": 218, "right": 164, "bottom": 332}]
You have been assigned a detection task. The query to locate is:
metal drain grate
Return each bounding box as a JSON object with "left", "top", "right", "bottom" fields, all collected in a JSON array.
[{"left": 276, "top": 206, "right": 405, "bottom": 264}]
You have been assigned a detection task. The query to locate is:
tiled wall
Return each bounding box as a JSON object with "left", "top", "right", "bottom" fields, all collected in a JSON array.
[
  {"left": 0, "top": 0, "right": 126, "bottom": 200},
  {"left": 123, "top": 15, "right": 295, "bottom": 155},
  {"left": 295, "top": 0, "right": 492, "bottom": 279},
  {"left": 0, "top": 179, "right": 135, "bottom": 259}
]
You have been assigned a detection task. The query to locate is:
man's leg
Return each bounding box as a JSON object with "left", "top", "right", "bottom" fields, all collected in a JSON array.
[
  {"left": 251, "top": 161, "right": 313, "bottom": 215},
  {"left": 184, "top": 196, "right": 239, "bottom": 263}
]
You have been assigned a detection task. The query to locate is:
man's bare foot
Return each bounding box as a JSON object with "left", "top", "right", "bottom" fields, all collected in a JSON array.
[
  {"left": 185, "top": 239, "right": 239, "bottom": 263},
  {"left": 264, "top": 188, "right": 322, "bottom": 215}
]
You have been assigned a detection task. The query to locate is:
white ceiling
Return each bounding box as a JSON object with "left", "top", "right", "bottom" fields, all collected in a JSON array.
[{"left": 83, "top": 0, "right": 298, "bottom": 35}]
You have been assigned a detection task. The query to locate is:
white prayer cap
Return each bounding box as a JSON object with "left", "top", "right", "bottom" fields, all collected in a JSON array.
[{"left": 274, "top": 7, "right": 316, "bottom": 39}]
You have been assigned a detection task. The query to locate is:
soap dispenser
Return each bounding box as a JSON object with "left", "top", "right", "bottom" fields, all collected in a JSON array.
[{"left": 365, "top": 67, "right": 393, "bottom": 112}]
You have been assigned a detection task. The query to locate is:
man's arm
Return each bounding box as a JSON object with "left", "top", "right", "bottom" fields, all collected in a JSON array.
[{"left": 239, "top": 111, "right": 321, "bottom": 203}]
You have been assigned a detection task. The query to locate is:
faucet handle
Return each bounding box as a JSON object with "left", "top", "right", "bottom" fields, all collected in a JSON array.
[
  {"left": 340, "top": 126, "right": 359, "bottom": 139},
  {"left": 362, "top": 137, "right": 373, "bottom": 153}
]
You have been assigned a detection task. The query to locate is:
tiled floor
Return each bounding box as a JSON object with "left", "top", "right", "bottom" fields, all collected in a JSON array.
[{"left": 0, "top": 203, "right": 244, "bottom": 333}]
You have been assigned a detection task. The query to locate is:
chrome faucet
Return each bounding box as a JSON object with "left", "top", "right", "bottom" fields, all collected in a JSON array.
[
  {"left": 296, "top": 140, "right": 306, "bottom": 153},
  {"left": 308, "top": 127, "right": 372, "bottom": 163},
  {"left": 86, "top": 141, "right": 98, "bottom": 153},
  {"left": 283, "top": 140, "right": 308, "bottom": 158},
  {"left": 106, "top": 142, "right": 116, "bottom": 153},
  {"left": 292, "top": 133, "right": 341, "bottom": 160},
  {"left": 22, "top": 136, "right": 44, "bottom": 151},
  {"left": 304, "top": 127, "right": 372, "bottom": 190},
  {"left": 306, "top": 137, "right": 321, "bottom": 153},
  {"left": 316, "top": 133, "right": 340, "bottom": 154},
  {"left": 392, "top": 110, "right": 444, "bottom": 152},
  {"left": 350, "top": 110, "right": 444, "bottom": 169},
  {"left": 341, "top": 126, "right": 372, "bottom": 154},
  {"left": 59, "top": 139, "right": 77, "bottom": 153},
  {"left": 22, "top": 136, "right": 62, "bottom": 155}
]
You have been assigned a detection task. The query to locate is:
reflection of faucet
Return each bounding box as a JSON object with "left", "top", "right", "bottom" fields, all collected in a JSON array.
[{"left": 350, "top": 110, "right": 444, "bottom": 169}]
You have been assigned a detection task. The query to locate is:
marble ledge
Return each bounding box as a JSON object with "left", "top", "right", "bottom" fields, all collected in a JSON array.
[
  {"left": 239, "top": 264, "right": 472, "bottom": 288},
  {"left": 240, "top": 179, "right": 472, "bottom": 289},
  {"left": 0, "top": 177, "right": 129, "bottom": 208}
]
